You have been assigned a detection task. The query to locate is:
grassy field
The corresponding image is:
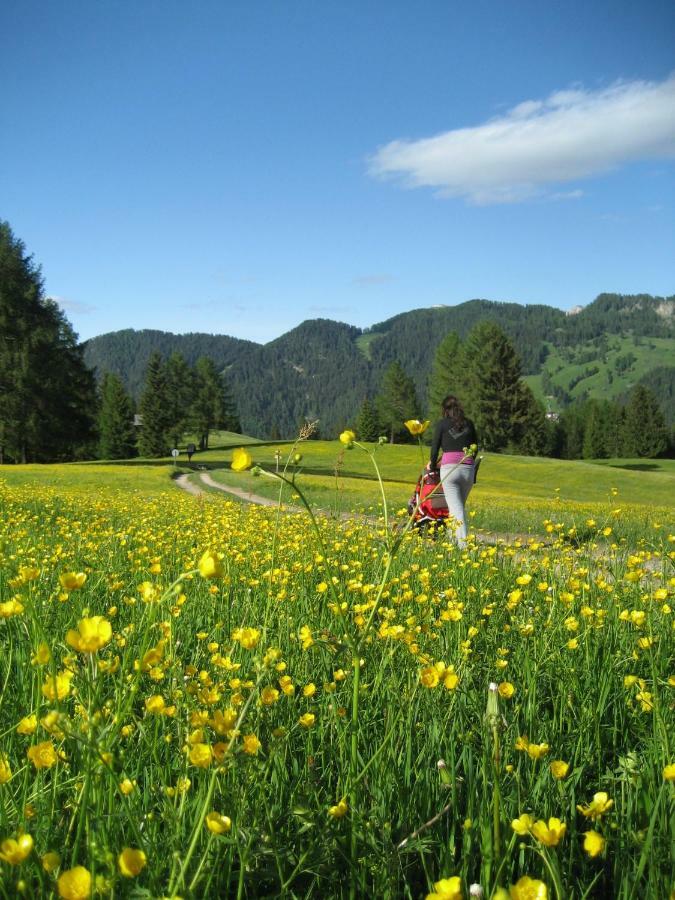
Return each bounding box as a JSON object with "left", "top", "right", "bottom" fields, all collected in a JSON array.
[
  {"left": 181, "top": 440, "right": 675, "bottom": 542},
  {"left": 0, "top": 447, "right": 673, "bottom": 899}
]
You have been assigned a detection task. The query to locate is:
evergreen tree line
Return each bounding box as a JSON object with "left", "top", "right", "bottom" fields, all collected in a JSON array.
[
  {"left": 1, "top": 220, "right": 670, "bottom": 462},
  {"left": 99, "top": 351, "right": 241, "bottom": 459},
  {"left": 0, "top": 221, "right": 97, "bottom": 463},
  {"left": 353, "top": 322, "right": 672, "bottom": 459}
]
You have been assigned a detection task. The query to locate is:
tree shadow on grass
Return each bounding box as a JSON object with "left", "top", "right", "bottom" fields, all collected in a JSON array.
[{"left": 607, "top": 463, "right": 662, "bottom": 472}]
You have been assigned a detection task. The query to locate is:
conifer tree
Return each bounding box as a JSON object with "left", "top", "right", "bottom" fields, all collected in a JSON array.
[
  {"left": 190, "top": 357, "right": 240, "bottom": 450},
  {"left": 512, "top": 383, "right": 549, "bottom": 456},
  {"left": 0, "top": 221, "right": 96, "bottom": 462},
  {"left": 138, "top": 352, "right": 171, "bottom": 457},
  {"left": 375, "top": 361, "right": 419, "bottom": 443},
  {"left": 621, "top": 385, "right": 669, "bottom": 457},
  {"left": 426, "top": 331, "right": 466, "bottom": 419},
  {"left": 165, "top": 352, "right": 194, "bottom": 448},
  {"left": 354, "top": 397, "right": 380, "bottom": 442},
  {"left": 98, "top": 373, "right": 137, "bottom": 459},
  {"left": 461, "top": 322, "right": 526, "bottom": 452}
]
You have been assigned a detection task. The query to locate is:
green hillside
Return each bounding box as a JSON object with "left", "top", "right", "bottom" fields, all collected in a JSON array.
[
  {"left": 83, "top": 293, "right": 675, "bottom": 437},
  {"left": 524, "top": 335, "right": 675, "bottom": 417}
]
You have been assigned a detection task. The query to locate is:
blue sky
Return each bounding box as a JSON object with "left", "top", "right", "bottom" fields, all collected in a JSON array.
[{"left": 1, "top": 0, "right": 674, "bottom": 344}]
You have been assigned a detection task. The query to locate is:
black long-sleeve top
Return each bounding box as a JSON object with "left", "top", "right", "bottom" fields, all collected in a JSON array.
[{"left": 429, "top": 418, "right": 477, "bottom": 468}]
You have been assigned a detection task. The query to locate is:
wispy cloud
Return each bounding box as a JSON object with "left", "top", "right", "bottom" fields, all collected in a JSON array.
[
  {"left": 369, "top": 74, "right": 675, "bottom": 205},
  {"left": 49, "top": 296, "right": 97, "bottom": 315},
  {"left": 352, "top": 274, "right": 394, "bottom": 286}
]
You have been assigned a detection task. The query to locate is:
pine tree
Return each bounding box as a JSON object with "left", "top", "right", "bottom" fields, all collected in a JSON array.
[
  {"left": 138, "top": 352, "right": 171, "bottom": 457},
  {"left": 0, "top": 221, "right": 97, "bottom": 462},
  {"left": 354, "top": 397, "right": 380, "bottom": 442},
  {"left": 621, "top": 385, "right": 669, "bottom": 458},
  {"left": 375, "top": 361, "right": 419, "bottom": 443},
  {"left": 582, "top": 400, "right": 609, "bottom": 460},
  {"left": 190, "top": 357, "right": 241, "bottom": 450},
  {"left": 426, "top": 331, "right": 466, "bottom": 419},
  {"left": 512, "top": 383, "right": 549, "bottom": 456},
  {"left": 98, "top": 373, "right": 137, "bottom": 459},
  {"left": 461, "top": 322, "right": 526, "bottom": 452},
  {"left": 165, "top": 352, "right": 194, "bottom": 448}
]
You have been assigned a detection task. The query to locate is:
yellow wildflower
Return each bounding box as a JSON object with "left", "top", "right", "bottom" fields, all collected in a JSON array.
[
  {"left": 231, "top": 447, "right": 253, "bottom": 471},
  {"left": 205, "top": 811, "right": 232, "bottom": 834},
  {"left": 577, "top": 792, "right": 614, "bottom": 820},
  {"left": 583, "top": 831, "right": 606, "bottom": 857},
  {"left": 198, "top": 550, "right": 223, "bottom": 579},
  {"left": 425, "top": 875, "right": 462, "bottom": 900},
  {"left": 118, "top": 847, "right": 147, "bottom": 877},
  {"left": 66, "top": 616, "right": 112, "bottom": 654},
  {"left": 57, "top": 865, "right": 92, "bottom": 899},
  {"left": 531, "top": 817, "right": 566, "bottom": 846},
  {"left": 0, "top": 833, "right": 33, "bottom": 864}
]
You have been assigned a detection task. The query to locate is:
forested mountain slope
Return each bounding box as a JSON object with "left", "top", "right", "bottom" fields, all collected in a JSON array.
[{"left": 83, "top": 293, "right": 674, "bottom": 437}]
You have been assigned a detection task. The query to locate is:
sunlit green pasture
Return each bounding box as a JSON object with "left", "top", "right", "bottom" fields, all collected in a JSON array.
[{"left": 0, "top": 455, "right": 673, "bottom": 899}]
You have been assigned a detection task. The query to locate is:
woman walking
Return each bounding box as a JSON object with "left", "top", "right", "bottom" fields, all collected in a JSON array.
[{"left": 428, "top": 396, "right": 478, "bottom": 548}]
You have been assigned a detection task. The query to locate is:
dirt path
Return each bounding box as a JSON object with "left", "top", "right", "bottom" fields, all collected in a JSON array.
[{"left": 175, "top": 472, "right": 300, "bottom": 509}]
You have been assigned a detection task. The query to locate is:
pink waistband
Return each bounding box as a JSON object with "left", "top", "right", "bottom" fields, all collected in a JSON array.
[{"left": 441, "top": 451, "right": 474, "bottom": 465}]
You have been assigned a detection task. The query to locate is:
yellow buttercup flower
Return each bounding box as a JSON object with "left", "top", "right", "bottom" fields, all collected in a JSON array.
[
  {"left": 328, "top": 798, "right": 348, "bottom": 818},
  {"left": 66, "top": 616, "right": 112, "bottom": 654},
  {"left": 27, "top": 741, "right": 58, "bottom": 769},
  {"left": 550, "top": 760, "right": 569, "bottom": 780},
  {"left": 42, "top": 851, "right": 61, "bottom": 873},
  {"left": 231, "top": 447, "right": 253, "bottom": 472},
  {"left": 32, "top": 642, "right": 51, "bottom": 665},
  {"left": 198, "top": 550, "right": 224, "bottom": 579},
  {"left": 662, "top": 763, "right": 675, "bottom": 781},
  {"left": 511, "top": 813, "right": 534, "bottom": 835},
  {"left": 205, "top": 811, "right": 232, "bottom": 834},
  {"left": 57, "top": 865, "right": 91, "bottom": 899},
  {"left": 577, "top": 792, "right": 614, "bottom": 820},
  {"left": 526, "top": 742, "right": 550, "bottom": 761},
  {"left": 0, "top": 833, "right": 33, "bottom": 864},
  {"left": 16, "top": 714, "right": 37, "bottom": 735},
  {"left": 404, "top": 419, "right": 430, "bottom": 436},
  {"left": 531, "top": 817, "right": 566, "bottom": 846},
  {"left": 339, "top": 429, "right": 356, "bottom": 446},
  {"left": 189, "top": 743, "right": 213, "bottom": 768},
  {"left": 0, "top": 754, "right": 12, "bottom": 784},
  {"left": 498, "top": 682, "right": 515, "bottom": 699},
  {"left": 299, "top": 713, "right": 316, "bottom": 728},
  {"left": 118, "top": 847, "right": 146, "bottom": 877},
  {"left": 583, "top": 831, "right": 606, "bottom": 857},
  {"left": 425, "top": 875, "right": 462, "bottom": 899},
  {"left": 242, "top": 734, "right": 261, "bottom": 755},
  {"left": 509, "top": 876, "right": 548, "bottom": 899},
  {"left": 59, "top": 572, "right": 87, "bottom": 592}
]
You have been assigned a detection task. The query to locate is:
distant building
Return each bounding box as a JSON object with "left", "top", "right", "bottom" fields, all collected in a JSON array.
[
  {"left": 133, "top": 414, "right": 143, "bottom": 427},
  {"left": 566, "top": 305, "right": 584, "bottom": 316}
]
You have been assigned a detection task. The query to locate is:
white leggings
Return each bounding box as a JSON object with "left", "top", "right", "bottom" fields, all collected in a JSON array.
[{"left": 439, "top": 463, "right": 474, "bottom": 547}]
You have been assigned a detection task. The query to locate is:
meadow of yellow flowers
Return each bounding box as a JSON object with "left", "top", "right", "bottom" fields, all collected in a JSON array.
[{"left": 0, "top": 450, "right": 673, "bottom": 899}]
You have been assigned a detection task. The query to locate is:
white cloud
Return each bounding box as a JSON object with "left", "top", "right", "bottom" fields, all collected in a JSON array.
[
  {"left": 369, "top": 74, "right": 675, "bottom": 205},
  {"left": 49, "top": 296, "right": 97, "bottom": 314}
]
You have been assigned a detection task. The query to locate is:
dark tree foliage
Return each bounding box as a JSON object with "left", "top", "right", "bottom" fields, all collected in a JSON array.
[
  {"left": 460, "top": 322, "right": 528, "bottom": 452},
  {"left": 375, "top": 361, "right": 419, "bottom": 443},
  {"left": 354, "top": 397, "right": 380, "bottom": 443},
  {"left": 165, "top": 352, "right": 195, "bottom": 448},
  {"left": 138, "top": 352, "right": 171, "bottom": 458},
  {"left": 190, "top": 357, "right": 240, "bottom": 451},
  {"left": 621, "top": 385, "right": 669, "bottom": 458},
  {"left": 0, "top": 221, "right": 97, "bottom": 463},
  {"left": 426, "top": 331, "right": 465, "bottom": 420},
  {"left": 98, "top": 373, "right": 137, "bottom": 459},
  {"left": 82, "top": 294, "right": 674, "bottom": 441}
]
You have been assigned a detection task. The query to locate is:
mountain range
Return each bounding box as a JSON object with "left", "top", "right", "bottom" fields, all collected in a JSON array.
[{"left": 83, "top": 293, "right": 675, "bottom": 437}]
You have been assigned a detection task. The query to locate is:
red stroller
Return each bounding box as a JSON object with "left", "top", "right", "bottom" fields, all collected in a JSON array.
[{"left": 407, "top": 469, "right": 449, "bottom": 531}]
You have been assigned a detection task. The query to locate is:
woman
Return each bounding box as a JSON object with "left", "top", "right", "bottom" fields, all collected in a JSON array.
[{"left": 428, "top": 395, "right": 478, "bottom": 548}]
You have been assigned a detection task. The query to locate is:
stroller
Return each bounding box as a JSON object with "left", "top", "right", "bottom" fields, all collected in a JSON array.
[
  {"left": 407, "top": 469, "right": 449, "bottom": 533},
  {"left": 407, "top": 457, "right": 481, "bottom": 533}
]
